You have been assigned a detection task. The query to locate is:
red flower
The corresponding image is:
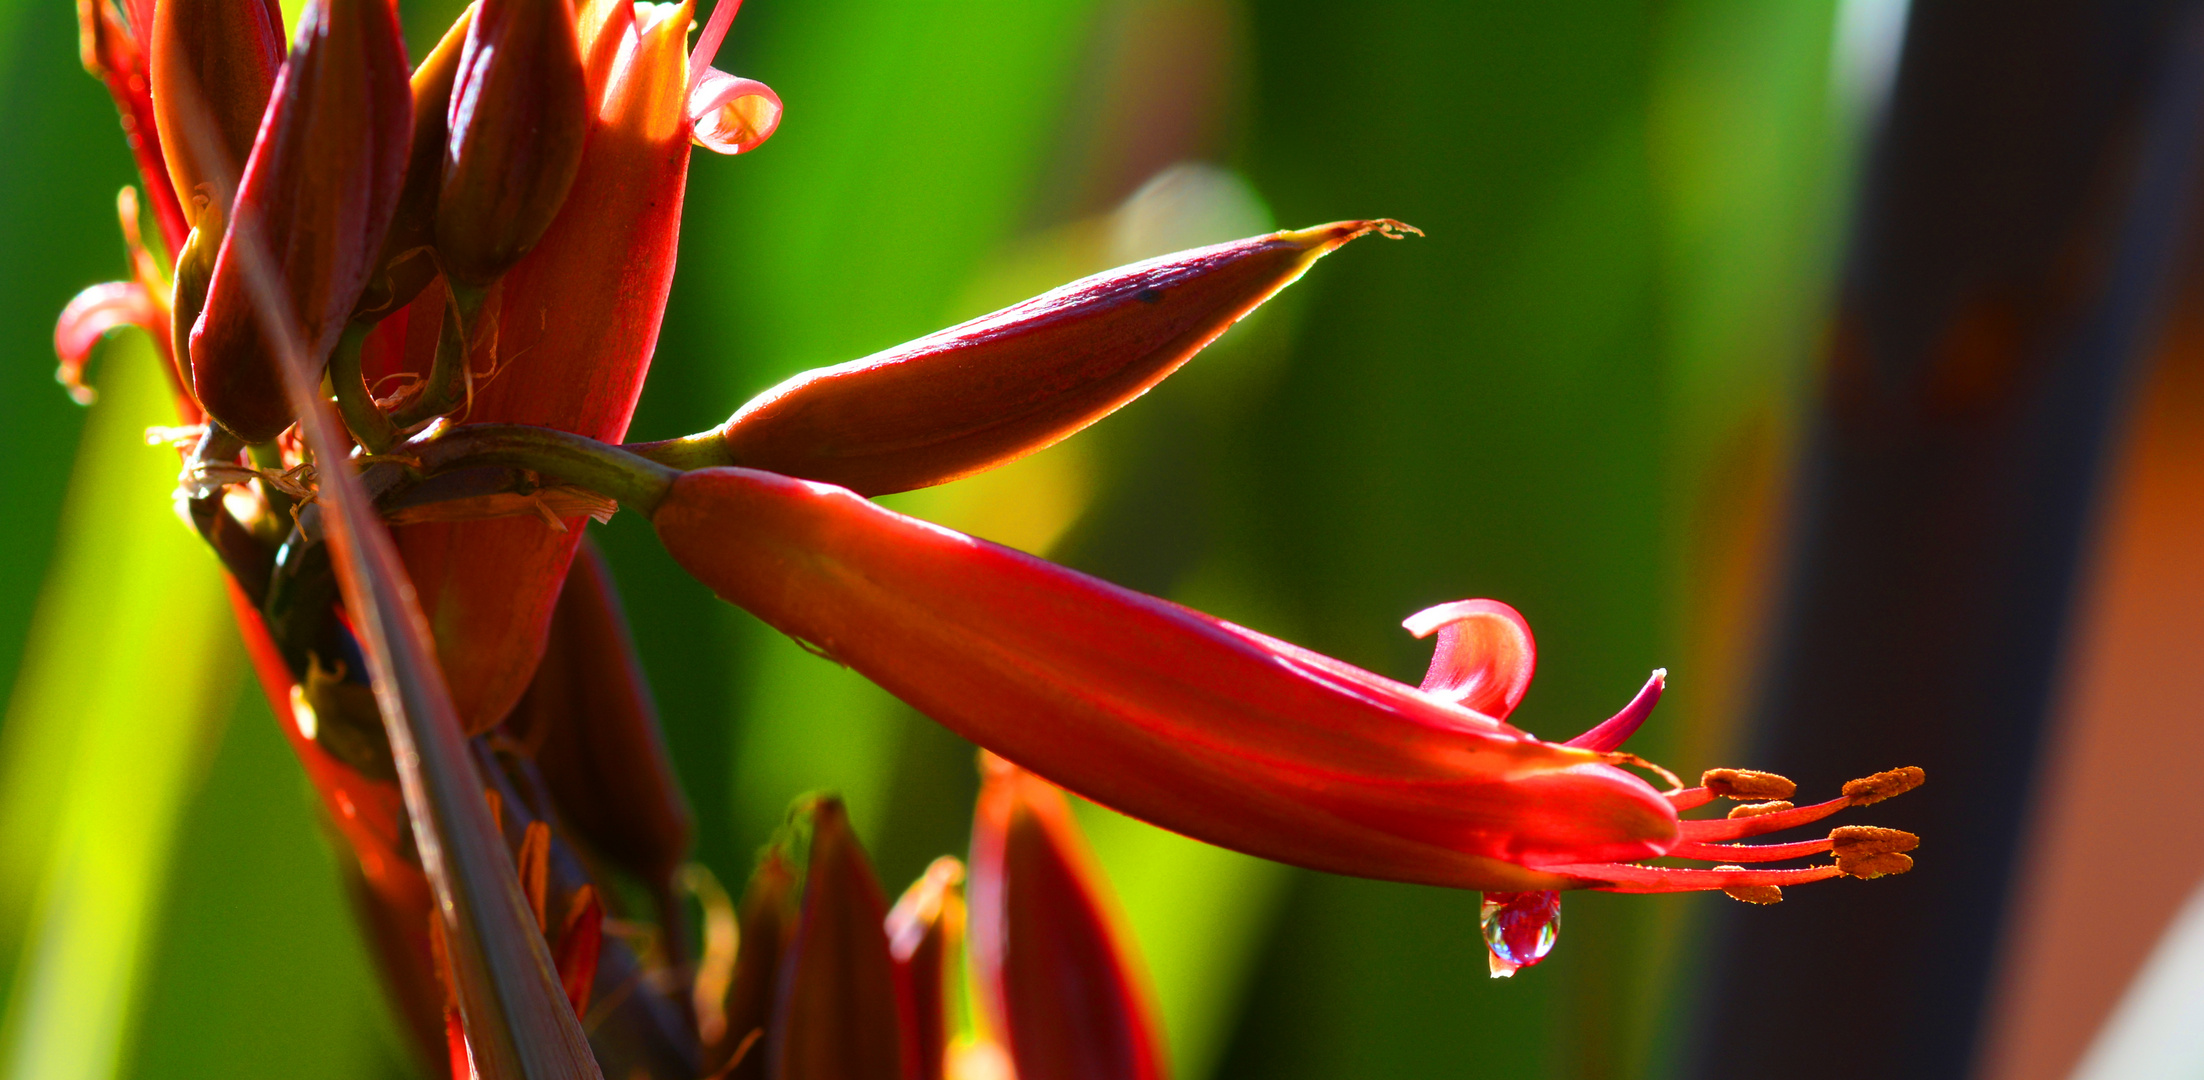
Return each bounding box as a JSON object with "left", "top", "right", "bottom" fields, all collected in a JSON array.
[{"left": 652, "top": 465, "right": 1923, "bottom": 972}]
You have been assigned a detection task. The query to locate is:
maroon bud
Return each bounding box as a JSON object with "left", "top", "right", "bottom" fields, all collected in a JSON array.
[
  {"left": 356, "top": 2, "right": 474, "bottom": 321},
  {"left": 434, "top": 0, "right": 587, "bottom": 287},
  {"left": 148, "top": 0, "right": 284, "bottom": 212},
  {"left": 769, "top": 796, "right": 908, "bottom": 1080},
  {"left": 188, "top": 0, "right": 410, "bottom": 442}
]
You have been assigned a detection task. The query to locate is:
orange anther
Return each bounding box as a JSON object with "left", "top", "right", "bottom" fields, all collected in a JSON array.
[
  {"left": 1702, "top": 768, "right": 1797, "bottom": 801},
  {"left": 1727, "top": 800, "right": 1795, "bottom": 819},
  {"left": 1842, "top": 766, "right": 1926, "bottom": 806}
]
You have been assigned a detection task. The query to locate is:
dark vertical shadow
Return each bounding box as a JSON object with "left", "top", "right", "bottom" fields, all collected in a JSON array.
[{"left": 1691, "top": 2, "right": 2204, "bottom": 1077}]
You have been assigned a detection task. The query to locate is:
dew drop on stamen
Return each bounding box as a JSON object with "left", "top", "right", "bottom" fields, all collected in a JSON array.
[{"left": 1480, "top": 889, "right": 1562, "bottom": 977}]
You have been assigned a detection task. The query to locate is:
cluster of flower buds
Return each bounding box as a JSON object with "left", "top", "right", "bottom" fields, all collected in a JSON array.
[
  {"left": 55, "top": 0, "right": 1926, "bottom": 1069},
  {"left": 683, "top": 762, "right": 1165, "bottom": 1080}
]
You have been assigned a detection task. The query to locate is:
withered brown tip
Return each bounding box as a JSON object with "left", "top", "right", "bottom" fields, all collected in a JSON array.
[
  {"left": 1703, "top": 768, "right": 1797, "bottom": 801},
  {"left": 1727, "top": 799, "right": 1796, "bottom": 820},
  {"left": 1843, "top": 766, "right": 1926, "bottom": 806}
]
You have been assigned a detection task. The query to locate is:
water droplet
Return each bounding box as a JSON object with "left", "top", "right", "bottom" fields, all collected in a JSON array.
[{"left": 1480, "top": 890, "right": 1562, "bottom": 977}]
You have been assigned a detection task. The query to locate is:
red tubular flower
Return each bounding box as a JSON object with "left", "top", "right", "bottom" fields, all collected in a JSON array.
[
  {"left": 187, "top": 0, "right": 410, "bottom": 442},
  {"left": 393, "top": 0, "right": 778, "bottom": 731},
  {"left": 650, "top": 467, "right": 1924, "bottom": 944},
  {"left": 643, "top": 220, "right": 1417, "bottom": 496},
  {"left": 147, "top": 0, "right": 283, "bottom": 212},
  {"left": 967, "top": 756, "right": 1167, "bottom": 1080},
  {"left": 435, "top": 0, "right": 588, "bottom": 286}
]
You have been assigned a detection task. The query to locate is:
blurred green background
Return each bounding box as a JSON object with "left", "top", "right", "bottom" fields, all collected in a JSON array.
[{"left": 0, "top": 0, "right": 1882, "bottom": 1076}]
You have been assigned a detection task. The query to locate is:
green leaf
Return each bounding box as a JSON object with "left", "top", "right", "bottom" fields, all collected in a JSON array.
[{"left": 0, "top": 340, "right": 240, "bottom": 1080}]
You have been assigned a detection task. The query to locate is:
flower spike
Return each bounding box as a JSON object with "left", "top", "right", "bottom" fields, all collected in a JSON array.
[{"left": 394, "top": 0, "right": 704, "bottom": 733}]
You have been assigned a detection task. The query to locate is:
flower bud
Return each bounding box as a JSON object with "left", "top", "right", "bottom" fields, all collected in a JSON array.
[
  {"left": 148, "top": 0, "right": 284, "bottom": 212},
  {"left": 188, "top": 0, "right": 411, "bottom": 442},
  {"left": 768, "top": 796, "right": 909, "bottom": 1080},
  {"left": 435, "top": 0, "right": 588, "bottom": 286},
  {"left": 668, "top": 220, "right": 1415, "bottom": 496},
  {"left": 886, "top": 857, "right": 964, "bottom": 1080},
  {"left": 355, "top": 3, "right": 474, "bottom": 321},
  {"left": 967, "top": 758, "right": 1165, "bottom": 1080}
]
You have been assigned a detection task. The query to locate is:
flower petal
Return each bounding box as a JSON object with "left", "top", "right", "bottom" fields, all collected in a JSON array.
[
  {"left": 53, "top": 281, "right": 161, "bottom": 404},
  {"left": 688, "top": 68, "right": 782, "bottom": 154},
  {"left": 1403, "top": 598, "right": 1536, "bottom": 720}
]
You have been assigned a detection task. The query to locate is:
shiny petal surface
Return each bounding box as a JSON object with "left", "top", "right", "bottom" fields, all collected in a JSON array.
[{"left": 653, "top": 468, "right": 1681, "bottom": 890}]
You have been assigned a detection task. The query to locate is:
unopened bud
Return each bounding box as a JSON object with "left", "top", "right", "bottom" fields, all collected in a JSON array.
[
  {"left": 435, "top": 0, "right": 588, "bottom": 286},
  {"left": 1703, "top": 768, "right": 1797, "bottom": 801},
  {"left": 888, "top": 857, "right": 966, "bottom": 1080},
  {"left": 356, "top": 4, "right": 474, "bottom": 320},
  {"left": 1843, "top": 766, "right": 1926, "bottom": 806},
  {"left": 149, "top": 0, "right": 284, "bottom": 212},
  {"left": 769, "top": 796, "right": 905, "bottom": 1080},
  {"left": 189, "top": 0, "right": 411, "bottom": 442},
  {"left": 659, "top": 220, "right": 1418, "bottom": 496}
]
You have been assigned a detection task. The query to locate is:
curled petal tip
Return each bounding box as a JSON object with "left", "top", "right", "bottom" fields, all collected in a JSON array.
[
  {"left": 689, "top": 69, "right": 782, "bottom": 155},
  {"left": 1404, "top": 598, "right": 1536, "bottom": 720},
  {"left": 1562, "top": 669, "right": 1666, "bottom": 752},
  {"left": 54, "top": 281, "right": 162, "bottom": 403}
]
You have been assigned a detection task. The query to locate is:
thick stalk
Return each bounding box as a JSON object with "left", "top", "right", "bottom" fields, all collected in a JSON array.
[{"left": 408, "top": 423, "right": 680, "bottom": 516}]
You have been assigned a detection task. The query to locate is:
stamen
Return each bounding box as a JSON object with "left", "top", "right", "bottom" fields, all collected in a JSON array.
[
  {"left": 1667, "top": 786, "right": 1716, "bottom": 812},
  {"left": 1536, "top": 861, "right": 1843, "bottom": 894},
  {"left": 1679, "top": 795, "right": 1850, "bottom": 842},
  {"left": 1729, "top": 800, "right": 1794, "bottom": 819},
  {"left": 1563, "top": 669, "right": 1665, "bottom": 752},
  {"left": 1664, "top": 836, "right": 1834, "bottom": 863},
  {"left": 1713, "top": 868, "right": 1784, "bottom": 905},
  {"left": 1833, "top": 825, "right": 1919, "bottom": 879},
  {"left": 1843, "top": 766, "right": 1926, "bottom": 806},
  {"left": 1601, "top": 751, "right": 1682, "bottom": 794},
  {"left": 1703, "top": 768, "right": 1797, "bottom": 801}
]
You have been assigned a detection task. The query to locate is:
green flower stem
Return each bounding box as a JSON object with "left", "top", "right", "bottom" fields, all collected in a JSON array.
[
  {"left": 329, "top": 322, "right": 398, "bottom": 453},
  {"left": 389, "top": 281, "right": 489, "bottom": 431},
  {"left": 623, "top": 430, "right": 736, "bottom": 471},
  {"left": 405, "top": 423, "right": 681, "bottom": 516}
]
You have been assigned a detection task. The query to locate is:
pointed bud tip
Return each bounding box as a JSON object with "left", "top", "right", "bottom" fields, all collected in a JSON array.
[
  {"left": 1283, "top": 218, "right": 1424, "bottom": 251},
  {"left": 1843, "top": 766, "right": 1926, "bottom": 806}
]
